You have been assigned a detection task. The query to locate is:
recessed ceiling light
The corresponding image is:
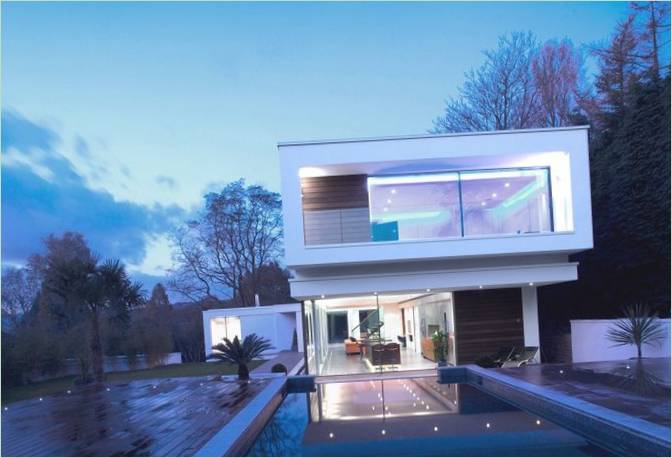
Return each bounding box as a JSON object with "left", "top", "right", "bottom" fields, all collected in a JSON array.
[
  {"left": 433, "top": 426, "right": 438, "bottom": 432},
  {"left": 528, "top": 282, "right": 534, "bottom": 286},
  {"left": 536, "top": 420, "right": 541, "bottom": 425},
  {"left": 479, "top": 285, "right": 483, "bottom": 289},
  {"left": 486, "top": 422, "right": 491, "bottom": 428},
  {"left": 504, "top": 182, "right": 510, "bottom": 187},
  {"left": 387, "top": 198, "right": 392, "bottom": 204},
  {"left": 381, "top": 429, "right": 386, "bottom": 435},
  {"left": 491, "top": 193, "right": 497, "bottom": 198},
  {"left": 426, "top": 288, "right": 431, "bottom": 292},
  {"left": 383, "top": 207, "right": 389, "bottom": 212},
  {"left": 390, "top": 189, "right": 397, "bottom": 194},
  {"left": 321, "top": 294, "right": 325, "bottom": 299},
  {"left": 481, "top": 201, "right": 486, "bottom": 206}
]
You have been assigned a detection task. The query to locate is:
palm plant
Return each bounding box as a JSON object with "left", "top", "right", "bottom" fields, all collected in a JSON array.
[
  {"left": 210, "top": 334, "right": 273, "bottom": 380},
  {"left": 606, "top": 304, "right": 666, "bottom": 359}
]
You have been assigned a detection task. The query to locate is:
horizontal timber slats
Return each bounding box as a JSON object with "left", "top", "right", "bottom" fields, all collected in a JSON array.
[
  {"left": 301, "top": 174, "right": 369, "bottom": 210},
  {"left": 301, "top": 174, "right": 371, "bottom": 245},
  {"left": 454, "top": 288, "right": 524, "bottom": 364}
]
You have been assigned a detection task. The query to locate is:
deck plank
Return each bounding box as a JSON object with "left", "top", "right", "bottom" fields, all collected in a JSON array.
[{"left": 1, "top": 376, "right": 268, "bottom": 457}]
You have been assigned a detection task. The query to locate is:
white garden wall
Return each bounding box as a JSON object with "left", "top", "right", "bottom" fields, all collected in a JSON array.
[{"left": 570, "top": 318, "right": 670, "bottom": 363}]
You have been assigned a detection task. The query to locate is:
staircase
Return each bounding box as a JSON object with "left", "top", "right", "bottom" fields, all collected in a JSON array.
[{"left": 351, "top": 310, "right": 384, "bottom": 341}]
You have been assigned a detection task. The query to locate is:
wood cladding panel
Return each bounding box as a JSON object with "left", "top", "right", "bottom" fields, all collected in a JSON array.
[
  {"left": 453, "top": 288, "right": 524, "bottom": 364},
  {"left": 301, "top": 174, "right": 371, "bottom": 245},
  {"left": 301, "top": 175, "right": 369, "bottom": 210}
]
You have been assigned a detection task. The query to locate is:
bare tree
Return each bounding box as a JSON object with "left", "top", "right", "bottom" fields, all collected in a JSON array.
[
  {"left": 170, "top": 179, "right": 283, "bottom": 306},
  {"left": 433, "top": 31, "right": 542, "bottom": 133},
  {"left": 531, "top": 39, "right": 588, "bottom": 127},
  {"left": 630, "top": 2, "right": 671, "bottom": 81},
  {"left": 1, "top": 266, "right": 40, "bottom": 326},
  {"left": 592, "top": 15, "right": 641, "bottom": 122}
]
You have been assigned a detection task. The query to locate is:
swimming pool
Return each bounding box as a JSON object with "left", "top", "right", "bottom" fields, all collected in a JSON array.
[{"left": 246, "top": 376, "right": 611, "bottom": 456}]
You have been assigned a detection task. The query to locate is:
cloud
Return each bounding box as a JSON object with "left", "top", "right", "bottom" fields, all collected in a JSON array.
[
  {"left": 156, "top": 174, "right": 178, "bottom": 190},
  {"left": 1, "top": 109, "right": 185, "bottom": 271}
]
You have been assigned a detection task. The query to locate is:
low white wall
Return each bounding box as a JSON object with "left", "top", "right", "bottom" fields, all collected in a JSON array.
[
  {"left": 203, "top": 304, "right": 303, "bottom": 359},
  {"left": 570, "top": 318, "right": 670, "bottom": 363}
]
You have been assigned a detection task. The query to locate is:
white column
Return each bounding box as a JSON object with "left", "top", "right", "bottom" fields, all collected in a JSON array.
[
  {"left": 295, "top": 310, "right": 305, "bottom": 353},
  {"left": 310, "top": 301, "right": 322, "bottom": 374},
  {"left": 203, "top": 314, "right": 212, "bottom": 361},
  {"left": 521, "top": 286, "right": 540, "bottom": 363}
]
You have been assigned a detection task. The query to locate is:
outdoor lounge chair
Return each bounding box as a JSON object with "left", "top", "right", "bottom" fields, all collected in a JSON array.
[
  {"left": 501, "top": 346, "right": 539, "bottom": 367},
  {"left": 475, "top": 346, "right": 517, "bottom": 368}
]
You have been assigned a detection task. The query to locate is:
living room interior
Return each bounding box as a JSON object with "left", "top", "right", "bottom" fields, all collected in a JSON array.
[{"left": 309, "top": 292, "right": 456, "bottom": 376}]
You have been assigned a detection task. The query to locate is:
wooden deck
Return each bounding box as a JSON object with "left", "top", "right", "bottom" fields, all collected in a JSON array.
[{"left": 1, "top": 376, "right": 268, "bottom": 456}]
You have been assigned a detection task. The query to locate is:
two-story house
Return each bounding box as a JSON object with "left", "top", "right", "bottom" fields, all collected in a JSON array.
[{"left": 278, "top": 126, "right": 593, "bottom": 376}]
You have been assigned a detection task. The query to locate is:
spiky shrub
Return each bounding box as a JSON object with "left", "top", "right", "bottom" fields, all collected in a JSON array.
[
  {"left": 606, "top": 304, "right": 666, "bottom": 359},
  {"left": 210, "top": 334, "right": 273, "bottom": 380}
]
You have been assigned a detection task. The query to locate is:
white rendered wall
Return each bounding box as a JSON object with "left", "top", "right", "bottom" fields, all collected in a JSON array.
[
  {"left": 202, "top": 304, "right": 302, "bottom": 359},
  {"left": 279, "top": 127, "right": 592, "bottom": 269},
  {"left": 571, "top": 319, "right": 671, "bottom": 363}
]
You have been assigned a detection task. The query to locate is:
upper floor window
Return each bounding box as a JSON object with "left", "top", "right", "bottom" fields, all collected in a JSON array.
[
  {"left": 460, "top": 168, "right": 552, "bottom": 236},
  {"left": 368, "top": 173, "right": 461, "bottom": 242},
  {"left": 301, "top": 167, "right": 555, "bottom": 246}
]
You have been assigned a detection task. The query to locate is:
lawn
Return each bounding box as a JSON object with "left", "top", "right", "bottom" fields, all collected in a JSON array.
[{"left": 2, "top": 360, "right": 264, "bottom": 404}]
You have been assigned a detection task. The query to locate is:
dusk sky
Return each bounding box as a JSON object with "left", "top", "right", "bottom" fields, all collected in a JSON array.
[{"left": 2, "top": 1, "right": 630, "bottom": 294}]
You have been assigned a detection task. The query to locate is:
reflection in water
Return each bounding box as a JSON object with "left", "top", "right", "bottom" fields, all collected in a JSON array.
[
  {"left": 610, "top": 360, "right": 668, "bottom": 396},
  {"left": 247, "top": 393, "right": 308, "bottom": 457},
  {"left": 247, "top": 377, "right": 611, "bottom": 457}
]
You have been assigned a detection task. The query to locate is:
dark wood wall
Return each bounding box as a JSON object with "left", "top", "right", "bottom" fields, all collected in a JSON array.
[
  {"left": 453, "top": 288, "right": 524, "bottom": 364},
  {"left": 301, "top": 174, "right": 371, "bottom": 245},
  {"left": 300, "top": 175, "right": 369, "bottom": 211}
]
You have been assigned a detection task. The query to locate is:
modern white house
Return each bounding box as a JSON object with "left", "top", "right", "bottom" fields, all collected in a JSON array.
[
  {"left": 203, "top": 303, "right": 304, "bottom": 358},
  {"left": 278, "top": 126, "right": 593, "bottom": 376}
]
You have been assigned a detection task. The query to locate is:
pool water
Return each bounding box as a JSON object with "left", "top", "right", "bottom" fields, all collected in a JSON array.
[{"left": 247, "top": 377, "right": 611, "bottom": 457}]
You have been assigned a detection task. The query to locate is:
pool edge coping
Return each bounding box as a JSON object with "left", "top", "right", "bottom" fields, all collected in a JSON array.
[
  {"left": 194, "top": 375, "right": 286, "bottom": 457},
  {"left": 458, "top": 365, "right": 671, "bottom": 456}
]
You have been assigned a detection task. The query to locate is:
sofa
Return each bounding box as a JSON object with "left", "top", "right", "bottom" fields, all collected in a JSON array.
[{"left": 344, "top": 339, "right": 361, "bottom": 355}]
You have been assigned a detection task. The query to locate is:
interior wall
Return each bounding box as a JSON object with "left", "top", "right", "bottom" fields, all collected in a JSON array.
[
  {"left": 401, "top": 292, "right": 455, "bottom": 364},
  {"left": 453, "top": 288, "right": 524, "bottom": 364},
  {"left": 381, "top": 303, "right": 403, "bottom": 342}
]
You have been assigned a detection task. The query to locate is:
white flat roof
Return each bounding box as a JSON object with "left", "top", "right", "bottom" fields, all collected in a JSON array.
[
  {"left": 203, "top": 303, "right": 301, "bottom": 318},
  {"left": 278, "top": 125, "right": 590, "bottom": 147}
]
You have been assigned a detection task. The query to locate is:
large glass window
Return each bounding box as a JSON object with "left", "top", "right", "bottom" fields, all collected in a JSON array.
[
  {"left": 461, "top": 168, "right": 552, "bottom": 236},
  {"left": 210, "top": 316, "right": 241, "bottom": 346},
  {"left": 368, "top": 173, "right": 461, "bottom": 242}
]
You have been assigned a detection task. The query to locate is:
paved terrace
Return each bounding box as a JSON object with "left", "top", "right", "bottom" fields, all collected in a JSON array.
[
  {"left": 496, "top": 358, "right": 671, "bottom": 427},
  {"left": 1, "top": 376, "right": 268, "bottom": 456}
]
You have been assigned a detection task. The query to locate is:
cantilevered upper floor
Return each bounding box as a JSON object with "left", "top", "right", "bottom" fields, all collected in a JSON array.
[{"left": 278, "top": 126, "right": 593, "bottom": 271}]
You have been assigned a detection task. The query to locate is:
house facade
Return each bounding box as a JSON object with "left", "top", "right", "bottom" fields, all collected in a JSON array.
[{"left": 278, "top": 127, "right": 593, "bottom": 376}]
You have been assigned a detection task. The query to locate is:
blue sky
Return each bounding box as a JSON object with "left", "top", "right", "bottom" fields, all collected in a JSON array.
[{"left": 2, "top": 1, "right": 630, "bottom": 295}]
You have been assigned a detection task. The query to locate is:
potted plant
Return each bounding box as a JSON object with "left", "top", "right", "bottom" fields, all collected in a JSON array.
[
  {"left": 210, "top": 334, "right": 273, "bottom": 380},
  {"left": 606, "top": 304, "right": 665, "bottom": 359},
  {"left": 431, "top": 330, "right": 449, "bottom": 367}
]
